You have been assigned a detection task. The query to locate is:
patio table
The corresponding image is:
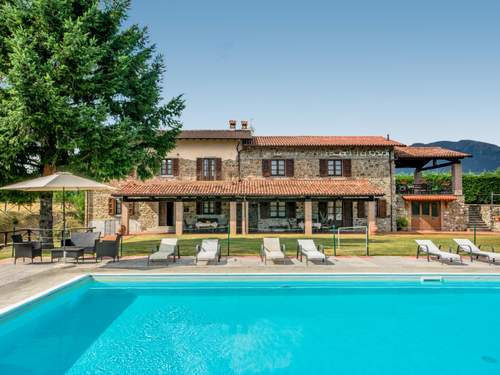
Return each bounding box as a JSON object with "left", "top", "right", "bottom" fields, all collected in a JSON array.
[{"left": 49, "top": 246, "right": 85, "bottom": 264}]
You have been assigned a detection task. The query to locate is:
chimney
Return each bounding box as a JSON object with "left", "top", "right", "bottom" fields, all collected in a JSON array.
[
  {"left": 229, "top": 120, "right": 237, "bottom": 130},
  {"left": 241, "top": 120, "right": 248, "bottom": 130}
]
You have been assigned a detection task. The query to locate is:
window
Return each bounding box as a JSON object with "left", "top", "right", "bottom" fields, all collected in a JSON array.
[
  {"left": 411, "top": 202, "right": 420, "bottom": 216},
  {"left": 270, "top": 201, "right": 286, "bottom": 218},
  {"left": 422, "top": 202, "right": 430, "bottom": 216},
  {"left": 160, "top": 159, "right": 173, "bottom": 176},
  {"left": 203, "top": 158, "right": 216, "bottom": 180},
  {"left": 431, "top": 202, "right": 440, "bottom": 217},
  {"left": 327, "top": 201, "right": 342, "bottom": 221},
  {"left": 327, "top": 160, "right": 343, "bottom": 176},
  {"left": 271, "top": 160, "right": 286, "bottom": 176},
  {"left": 114, "top": 198, "right": 122, "bottom": 215},
  {"left": 202, "top": 201, "right": 215, "bottom": 214}
]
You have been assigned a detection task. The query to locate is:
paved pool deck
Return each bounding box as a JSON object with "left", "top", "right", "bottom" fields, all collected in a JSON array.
[{"left": 1, "top": 255, "right": 500, "bottom": 310}]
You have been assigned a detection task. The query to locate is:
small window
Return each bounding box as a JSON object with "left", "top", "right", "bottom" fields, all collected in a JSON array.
[
  {"left": 422, "top": 202, "right": 430, "bottom": 216},
  {"left": 327, "top": 201, "right": 342, "bottom": 221},
  {"left": 327, "top": 160, "right": 343, "bottom": 176},
  {"left": 431, "top": 202, "right": 440, "bottom": 217},
  {"left": 202, "top": 201, "right": 215, "bottom": 214},
  {"left": 115, "top": 198, "right": 122, "bottom": 215},
  {"left": 160, "top": 159, "right": 173, "bottom": 176},
  {"left": 270, "top": 201, "right": 286, "bottom": 218},
  {"left": 411, "top": 202, "right": 420, "bottom": 216},
  {"left": 203, "top": 159, "right": 216, "bottom": 180},
  {"left": 270, "top": 160, "right": 286, "bottom": 176}
]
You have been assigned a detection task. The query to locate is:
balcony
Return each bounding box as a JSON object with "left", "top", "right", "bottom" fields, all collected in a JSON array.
[{"left": 396, "top": 183, "right": 453, "bottom": 195}]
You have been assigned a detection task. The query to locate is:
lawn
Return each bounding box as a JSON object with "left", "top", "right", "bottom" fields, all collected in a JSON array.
[{"left": 1, "top": 232, "right": 499, "bottom": 260}]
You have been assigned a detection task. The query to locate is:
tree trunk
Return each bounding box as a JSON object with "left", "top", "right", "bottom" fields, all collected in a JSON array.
[{"left": 39, "top": 165, "right": 56, "bottom": 247}]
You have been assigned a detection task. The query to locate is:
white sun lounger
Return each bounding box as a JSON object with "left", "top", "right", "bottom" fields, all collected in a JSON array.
[
  {"left": 195, "top": 239, "right": 221, "bottom": 264},
  {"left": 297, "top": 239, "right": 326, "bottom": 265},
  {"left": 454, "top": 239, "right": 499, "bottom": 264},
  {"left": 261, "top": 238, "right": 286, "bottom": 264},
  {"left": 415, "top": 240, "right": 462, "bottom": 263},
  {"left": 148, "top": 238, "right": 179, "bottom": 266}
]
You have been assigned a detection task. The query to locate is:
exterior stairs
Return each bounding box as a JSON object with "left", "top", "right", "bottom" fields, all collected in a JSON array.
[{"left": 467, "top": 205, "right": 491, "bottom": 231}]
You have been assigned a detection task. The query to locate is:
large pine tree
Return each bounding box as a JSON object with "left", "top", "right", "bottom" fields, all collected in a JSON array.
[{"left": 0, "top": 0, "right": 184, "bottom": 238}]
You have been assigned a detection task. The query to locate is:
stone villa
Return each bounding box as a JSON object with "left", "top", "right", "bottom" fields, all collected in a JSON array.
[{"left": 86, "top": 121, "right": 470, "bottom": 235}]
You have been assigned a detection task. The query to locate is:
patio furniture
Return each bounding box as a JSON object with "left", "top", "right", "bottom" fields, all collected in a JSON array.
[
  {"left": 261, "top": 238, "right": 286, "bottom": 264},
  {"left": 148, "top": 238, "right": 179, "bottom": 266},
  {"left": 13, "top": 241, "right": 43, "bottom": 264},
  {"left": 65, "top": 231, "right": 101, "bottom": 256},
  {"left": 95, "top": 235, "right": 121, "bottom": 262},
  {"left": 50, "top": 246, "right": 85, "bottom": 263},
  {"left": 195, "top": 239, "right": 221, "bottom": 264},
  {"left": 415, "top": 240, "right": 462, "bottom": 263},
  {"left": 454, "top": 239, "right": 499, "bottom": 264},
  {"left": 297, "top": 239, "right": 326, "bottom": 265}
]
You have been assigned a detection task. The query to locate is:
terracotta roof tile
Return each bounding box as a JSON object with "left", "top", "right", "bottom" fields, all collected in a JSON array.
[
  {"left": 402, "top": 195, "right": 457, "bottom": 202},
  {"left": 395, "top": 146, "right": 470, "bottom": 159},
  {"left": 248, "top": 136, "right": 404, "bottom": 147},
  {"left": 114, "top": 179, "right": 384, "bottom": 198}
]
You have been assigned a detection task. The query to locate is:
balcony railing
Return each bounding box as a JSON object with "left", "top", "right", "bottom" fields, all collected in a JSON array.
[{"left": 396, "top": 183, "right": 453, "bottom": 195}]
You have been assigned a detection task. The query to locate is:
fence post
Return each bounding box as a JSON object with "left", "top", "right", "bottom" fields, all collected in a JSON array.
[
  {"left": 366, "top": 227, "right": 369, "bottom": 256},
  {"left": 227, "top": 224, "right": 230, "bottom": 256},
  {"left": 333, "top": 226, "right": 337, "bottom": 256}
]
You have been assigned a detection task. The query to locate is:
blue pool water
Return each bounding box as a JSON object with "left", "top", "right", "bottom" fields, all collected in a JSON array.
[{"left": 1, "top": 275, "right": 500, "bottom": 374}]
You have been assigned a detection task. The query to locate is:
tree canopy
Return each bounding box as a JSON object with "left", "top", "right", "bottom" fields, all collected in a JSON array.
[{"left": 0, "top": 0, "right": 184, "bottom": 186}]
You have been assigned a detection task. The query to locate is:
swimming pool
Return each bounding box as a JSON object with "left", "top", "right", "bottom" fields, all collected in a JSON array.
[{"left": 1, "top": 274, "right": 500, "bottom": 374}]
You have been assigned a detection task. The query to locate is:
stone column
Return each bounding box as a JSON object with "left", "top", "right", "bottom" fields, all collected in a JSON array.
[
  {"left": 175, "top": 201, "right": 183, "bottom": 236},
  {"left": 451, "top": 162, "right": 463, "bottom": 195},
  {"left": 120, "top": 200, "right": 129, "bottom": 235},
  {"left": 368, "top": 200, "right": 377, "bottom": 234},
  {"left": 229, "top": 201, "right": 237, "bottom": 236},
  {"left": 241, "top": 201, "right": 249, "bottom": 235},
  {"left": 304, "top": 200, "right": 312, "bottom": 236},
  {"left": 414, "top": 169, "right": 424, "bottom": 185}
]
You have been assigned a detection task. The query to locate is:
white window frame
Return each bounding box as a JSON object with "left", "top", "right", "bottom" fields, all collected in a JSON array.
[
  {"left": 327, "top": 160, "right": 343, "bottom": 176},
  {"left": 271, "top": 159, "right": 286, "bottom": 176},
  {"left": 203, "top": 158, "right": 216, "bottom": 180}
]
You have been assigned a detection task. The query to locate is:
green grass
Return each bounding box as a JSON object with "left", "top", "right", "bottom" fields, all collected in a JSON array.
[{"left": 1, "top": 232, "right": 499, "bottom": 260}]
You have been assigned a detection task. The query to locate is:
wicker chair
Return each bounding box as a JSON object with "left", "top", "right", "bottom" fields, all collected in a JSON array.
[
  {"left": 95, "top": 235, "right": 121, "bottom": 262},
  {"left": 13, "top": 241, "right": 43, "bottom": 264}
]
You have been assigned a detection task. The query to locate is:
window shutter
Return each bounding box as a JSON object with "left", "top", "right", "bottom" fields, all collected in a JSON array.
[
  {"left": 108, "top": 198, "right": 115, "bottom": 216},
  {"left": 196, "top": 202, "right": 203, "bottom": 215},
  {"left": 342, "top": 201, "right": 353, "bottom": 227},
  {"left": 196, "top": 158, "right": 203, "bottom": 180},
  {"left": 262, "top": 160, "right": 271, "bottom": 177},
  {"left": 342, "top": 159, "right": 352, "bottom": 177},
  {"left": 377, "top": 199, "right": 387, "bottom": 218},
  {"left": 260, "top": 202, "right": 270, "bottom": 219},
  {"left": 128, "top": 202, "right": 135, "bottom": 216},
  {"left": 285, "top": 159, "right": 294, "bottom": 177},
  {"left": 215, "top": 201, "right": 222, "bottom": 215},
  {"left": 215, "top": 158, "right": 222, "bottom": 180},
  {"left": 286, "top": 201, "right": 296, "bottom": 218},
  {"left": 357, "top": 201, "right": 366, "bottom": 218},
  {"left": 172, "top": 158, "right": 179, "bottom": 176},
  {"left": 319, "top": 159, "right": 328, "bottom": 177}
]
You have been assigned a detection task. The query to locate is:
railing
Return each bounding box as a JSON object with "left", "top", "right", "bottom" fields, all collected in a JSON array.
[
  {"left": 396, "top": 183, "right": 453, "bottom": 195},
  {"left": 0, "top": 227, "right": 96, "bottom": 249}
]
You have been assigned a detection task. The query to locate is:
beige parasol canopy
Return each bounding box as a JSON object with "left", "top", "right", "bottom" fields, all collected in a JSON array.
[{"left": 0, "top": 172, "right": 114, "bottom": 192}]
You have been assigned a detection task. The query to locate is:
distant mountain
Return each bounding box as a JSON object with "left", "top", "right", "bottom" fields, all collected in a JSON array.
[{"left": 411, "top": 140, "right": 500, "bottom": 173}]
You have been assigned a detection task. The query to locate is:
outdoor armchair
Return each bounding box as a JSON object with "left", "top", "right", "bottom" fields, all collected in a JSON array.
[
  {"left": 95, "top": 235, "right": 121, "bottom": 262},
  {"left": 13, "top": 241, "right": 43, "bottom": 264}
]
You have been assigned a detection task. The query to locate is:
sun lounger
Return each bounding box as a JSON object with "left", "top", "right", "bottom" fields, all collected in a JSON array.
[
  {"left": 297, "top": 239, "right": 326, "bottom": 265},
  {"left": 454, "top": 239, "right": 499, "bottom": 264},
  {"left": 148, "top": 238, "right": 178, "bottom": 265},
  {"left": 415, "top": 240, "right": 462, "bottom": 263},
  {"left": 261, "top": 238, "right": 286, "bottom": 264},
  {"left": 195, "top": 239, "right": 221, "bottom": 264}
]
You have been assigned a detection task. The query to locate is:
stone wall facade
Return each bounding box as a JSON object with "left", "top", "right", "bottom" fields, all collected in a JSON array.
[
  {"left": 442, "top": 197, "right": 468, "bottom": 231},
  {"left": 477, "top": 204, "right": 500, "bottom": 232}
]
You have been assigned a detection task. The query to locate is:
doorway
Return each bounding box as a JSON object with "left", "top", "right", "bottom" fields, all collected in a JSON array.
[
  {"left": 159, "top": 201, "right": 174, "bottom": 227},
  {"left": 411, "top": 201, "right": 441, "bottom": 230}
]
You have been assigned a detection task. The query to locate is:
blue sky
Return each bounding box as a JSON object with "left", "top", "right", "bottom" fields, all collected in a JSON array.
[{"left": 128, "top": 0, "right": 500, "bottom": 145}]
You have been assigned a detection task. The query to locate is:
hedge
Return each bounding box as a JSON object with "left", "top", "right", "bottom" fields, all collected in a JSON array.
[{"left": 396, "top": 169, "right": 500, "bottom": 204}]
